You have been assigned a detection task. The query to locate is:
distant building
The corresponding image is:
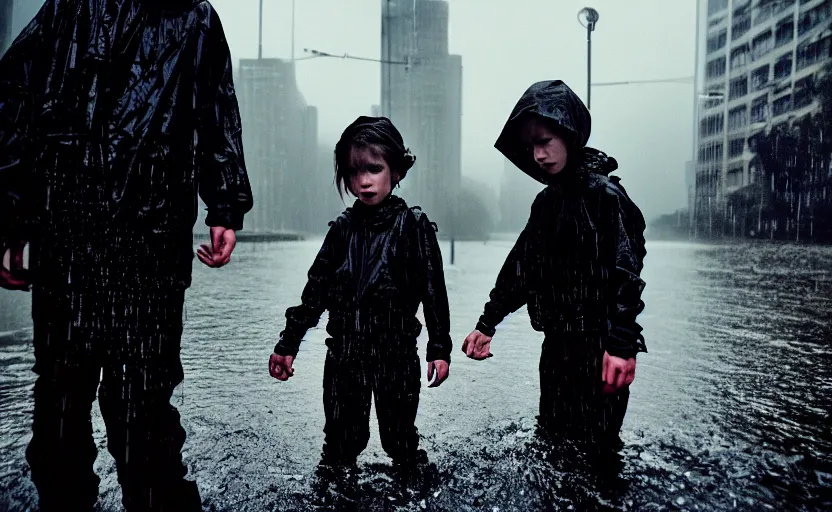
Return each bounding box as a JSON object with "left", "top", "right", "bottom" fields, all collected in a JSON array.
[
  {"left": 497, "top": 158, "right": 544, "bottom": 233},
  {"left": 380, "top": 0, "right": 462, "bottom": 235},
  {"left": 685, "top": 159, "right": 696, "bottom": 228},
  {"left": 235, "top": 58, "right": 319, "bottom": 233},
  {"left": 1, "top": 0, "right": 13, "bottom": 55},
  {"left": 316, "top": 143, "right": 346, "bottom": 230},
  {"left": 693, "top": 0, "right": 832, "bottom": 235},
  {"left": 2, "top": 0, "right": 45, "bottom": 56}
]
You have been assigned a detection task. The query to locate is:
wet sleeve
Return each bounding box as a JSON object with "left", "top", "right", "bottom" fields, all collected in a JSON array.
[
  {"left": 0, "top": 1, "right": 56, "bottom": 244},
  {"left": 474, "top": 197, "right": 539, "bottom": 337},
  {"left": 197, "top": 18, "right": 253, "bottom": 232},
  {"left": 273, "top": 221, "right": 343, "bottom": 358},
  {"left": 604, "top": 190, "right": 648, "bottom": 359},
  {"left": 418, "top": 214, "right": 452, "bottom": 363}
]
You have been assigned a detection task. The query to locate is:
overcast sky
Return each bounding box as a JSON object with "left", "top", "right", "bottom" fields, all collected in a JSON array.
[
  {"left": 11, "top": 0, "right": 699, "bottom": 222},
  {"left": 213, "top": 0, "right": 699, "bottom": 222}
]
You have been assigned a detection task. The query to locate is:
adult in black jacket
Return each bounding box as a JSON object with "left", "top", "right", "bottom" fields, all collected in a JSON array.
[
  {"left": 269, "top": 117, "right": 452, "bottom": 468},
  {"left": 462, "top": 80, "right": 647, "bottom": 453},
  {"left": 0, "top": 1, "right": 253, "bottom": 509}
]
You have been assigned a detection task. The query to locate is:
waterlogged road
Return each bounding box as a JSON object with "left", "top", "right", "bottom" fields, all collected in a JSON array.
[{"left": 1, "top": 240, "right": 830, "bottom": 511}]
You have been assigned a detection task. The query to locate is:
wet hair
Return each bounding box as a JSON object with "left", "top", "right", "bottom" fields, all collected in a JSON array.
[{"left": 333, "top": 116, "right": 416, "bottom": 199}]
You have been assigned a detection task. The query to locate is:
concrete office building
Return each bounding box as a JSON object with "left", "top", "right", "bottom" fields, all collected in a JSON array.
[
  {"left": 380, "top": 0, "right": 463, "bottom": 235},
  {"left": 693, "top": 0, "right": 831, "bottom": 235}
]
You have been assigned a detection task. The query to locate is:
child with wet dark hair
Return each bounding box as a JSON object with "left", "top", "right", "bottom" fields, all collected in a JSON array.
[
  {"left": 269, "top": 116, "right": 452, "bottom": 470},
  {"left": 462, "top": 80, "right": 647, "bottom": 456}
]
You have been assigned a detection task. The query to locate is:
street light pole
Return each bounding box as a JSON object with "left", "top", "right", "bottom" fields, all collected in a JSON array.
[
  {"left": 291, "top": 0, "right": 295, "bottom": 60},
  {"left": 258, "top": 0, "right": 263, "bottom": 59},
  {"left": 578, "top": 7, "right": 599, "bottom": 110}
]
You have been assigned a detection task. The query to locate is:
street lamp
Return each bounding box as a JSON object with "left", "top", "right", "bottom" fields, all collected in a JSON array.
[
  {"left": 577, "top": 7, "right": 599, "bottom": 110},
  {"left": 257, "top": 0, "right": 297, "bottom": 60}
]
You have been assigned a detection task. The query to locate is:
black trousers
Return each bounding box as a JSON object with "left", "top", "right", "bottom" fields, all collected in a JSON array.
[
  {"left": 320, "top": 342, "right": 422, "bottom": 464},
  {"left": 25, "top": 285, "right": 200, "bottom": 512},
  {"left": 538, "top": 332, "right": 630, "bottom": 453}
]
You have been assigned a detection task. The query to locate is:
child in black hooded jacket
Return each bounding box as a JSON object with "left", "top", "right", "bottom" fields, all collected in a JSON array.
[{"left": 462, "top": 80, "right": 647, "bottom": 454}]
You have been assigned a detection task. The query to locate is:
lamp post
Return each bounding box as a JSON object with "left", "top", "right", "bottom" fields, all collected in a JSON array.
[
  {"left": 258, "top": 0, "right": 263, "bottom": 59},
  {"left": 577, "top": 7, "right": 599, "bottom": 110}
]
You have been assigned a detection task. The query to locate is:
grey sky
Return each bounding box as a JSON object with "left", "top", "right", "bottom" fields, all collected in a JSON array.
[
  {"left": 10, "top": 0, "right": 699, "bottom": 222},
  {"left": 207, "top": 0, "right": 697, "bottom": 223}
]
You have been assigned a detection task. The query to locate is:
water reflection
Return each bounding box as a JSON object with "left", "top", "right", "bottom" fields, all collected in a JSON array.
[{"left": 0, "top": 240, "right": 829, "bottom": 510}]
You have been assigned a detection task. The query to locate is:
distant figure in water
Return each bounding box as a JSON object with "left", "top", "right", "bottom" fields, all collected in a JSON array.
[
  {"left": 0, "top": 1, "right": 253, "bottom": 510},
  {"left": 269, "top": 116, "right": 452, "bottom": 475},
  {"left": 462, "top": 80, "right": 647, "bottom": 458}
]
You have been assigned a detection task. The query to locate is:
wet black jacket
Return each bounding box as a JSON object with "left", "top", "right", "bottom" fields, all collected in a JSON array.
[
  {"left": 476, "top": 80, "right": 647, "bottom": 359},
  {"left": 274, "top": 195, "right": 452, "bottom": 363},
  {"left": 0, "top": 0, "right": 253, "bottom": 289}
]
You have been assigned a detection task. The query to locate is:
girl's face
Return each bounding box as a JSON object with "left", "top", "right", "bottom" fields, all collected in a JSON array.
[
  {"left": 347, "top": 145, "right": 400, "bottom": 206},
  {"left": 521, "top": 117, "right": 569, "bottom": 175}
]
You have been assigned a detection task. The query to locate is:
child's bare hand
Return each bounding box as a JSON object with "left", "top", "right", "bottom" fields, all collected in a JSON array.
[
  {"left": 0, "top": 240, "right": 30, "bottom": 291},
  {"left": 197, "top": 226, "right": 236, "bottom": 268},
  {"left": 461, "top": 330, "right": 493, "bottom": 360},
  {"left": 427, "top": 360, "right": 449, "bottom": 387},
  {"left": 601, "top": 351, "right": 636, "bottom": 394},
  {"left": 269, "top": 353, "right": 295, "bottom": 381}
]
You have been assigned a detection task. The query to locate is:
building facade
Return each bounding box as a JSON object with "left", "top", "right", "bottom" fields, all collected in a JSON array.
[
  {"left": 380, "top": 0, "right": 463, "bottom": 236},
  {"left": 694, "top": 0, "right": 831, "bottom": 236},
  {"left": 234, "top": 58, "right": 321, "bottom": 233}
]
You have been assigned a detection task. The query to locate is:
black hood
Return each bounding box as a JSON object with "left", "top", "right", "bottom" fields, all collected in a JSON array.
[
  {"left": 141, "top": 0, "right": 205, "bottom": 12},
  {"left": 495, "top": 80, "right": 618, "bottom": 184}
]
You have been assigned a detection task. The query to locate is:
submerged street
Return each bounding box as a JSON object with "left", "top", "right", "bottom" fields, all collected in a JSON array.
[{"left": 1, "top": 239, "right": 830, "bottom": 511}]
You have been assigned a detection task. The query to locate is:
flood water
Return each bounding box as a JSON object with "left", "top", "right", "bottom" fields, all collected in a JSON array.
[{"left": 1, "top": 239, "right": 830, "bottom": 511}]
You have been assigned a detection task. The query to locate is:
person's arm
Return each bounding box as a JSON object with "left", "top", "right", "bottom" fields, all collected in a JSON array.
[
  {"left": 463, "top": 193, "right": 542, "bottom": 360},
  {"left": 474, "top": 194, "right": 542, "bottom": 337},
  {"left": 600, "top": 182, "right": 647, "bottom": 393},
  {"left": 603, "top": 185, "right": 647, "bottom": 360},
  {"left": 0, "top": 1, "right": 58, "bottom": 290},
  {"left": 273, "top": 220, "right": 344, "bottom": 358},
  {"left": 196, "top": 13, "right": 253, "bottom": 258},
  {"left": 415, "top": 212, "right": 452, "bottom": 387},
  {"left": 417, "top": 213, "right": 452, "bottom": 363}
]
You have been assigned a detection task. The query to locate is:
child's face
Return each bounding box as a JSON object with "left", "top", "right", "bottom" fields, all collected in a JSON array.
[
  {"left": 521, "top": 118, "right": 569, "bottom": 175},
  {"left": 347, "top": 145, "right": 399, "bottom": 206}
]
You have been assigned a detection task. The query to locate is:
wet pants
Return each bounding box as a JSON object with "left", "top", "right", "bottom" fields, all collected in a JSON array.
[
  {"left": 538, "top": 332, "right": 630, "bottom": 453},
  {"left": 25, "top": 286, "right": 201, "bottom": 512},
  {"left": 320, "top": 343, "right": 422, "bottom": 464}
]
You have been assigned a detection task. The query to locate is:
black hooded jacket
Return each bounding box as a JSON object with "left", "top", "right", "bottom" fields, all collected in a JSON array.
[
  {"left": 0, "top": 0, "right": 253, "bottom": 289},
  {"left": 477, "top": 80, "right": 647, "bottom": 359},
  {"left": 274, "top": 194, "right": 452, "bottom": 363}
]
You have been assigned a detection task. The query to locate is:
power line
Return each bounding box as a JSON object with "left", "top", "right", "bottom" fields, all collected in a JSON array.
[
  {"left": 302, "top": 48, "right": 408, "bottom": 65},
  {"left": 592, "top": 76, "right": 694, "bottom": 86}
]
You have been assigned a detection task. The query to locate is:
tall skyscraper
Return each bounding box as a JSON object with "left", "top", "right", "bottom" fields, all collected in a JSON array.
[
  {"left": 380, "top": 0, "right": 462, "bottom": 236},
  {"left": 236, "top": 59, "right": 320, "bottom": 233}
]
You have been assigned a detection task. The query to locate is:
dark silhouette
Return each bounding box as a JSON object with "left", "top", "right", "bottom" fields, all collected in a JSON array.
[
  {"left": 0, "top": 1, "right": 253, "bottom": 510},
  {"left": 462, "top": 80, "right": 647, "bottom": 456}
]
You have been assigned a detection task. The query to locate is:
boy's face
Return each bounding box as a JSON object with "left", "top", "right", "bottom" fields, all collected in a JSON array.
[
  {"left": 348, "top": 145, "right": 400, "bottom": 206},
  {"left": 521, "top": 117, "right": 569, "bottom": 175}
]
